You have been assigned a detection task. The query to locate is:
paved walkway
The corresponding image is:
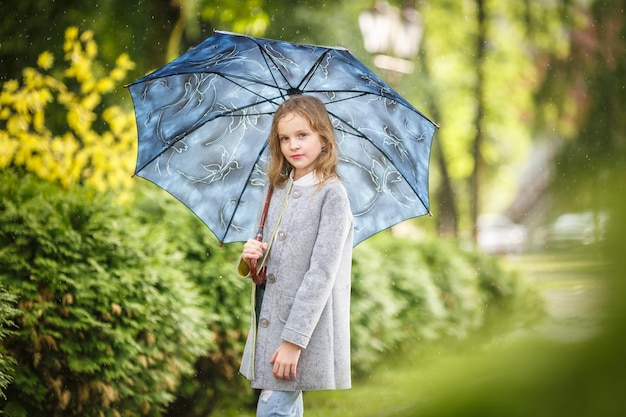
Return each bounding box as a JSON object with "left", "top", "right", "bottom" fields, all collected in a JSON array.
[{"left": 505, "top": 251, "right": 607, "bottom": 343}]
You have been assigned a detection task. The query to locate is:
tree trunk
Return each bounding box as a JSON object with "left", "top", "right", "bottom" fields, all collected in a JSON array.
[
  {"left": 418, "top": 22, "right": 459, "bottom": 237},
  {"left": 435, "top": 138, "right": 458, "bottom": 236},
  {"left": 471, "top": 0, "right": 487, "bottom": 243}
]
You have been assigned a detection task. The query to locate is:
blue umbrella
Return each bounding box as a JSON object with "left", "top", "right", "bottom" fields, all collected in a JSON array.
[{"left": 126, "top": 30, "right": 437, "bottom": 246}]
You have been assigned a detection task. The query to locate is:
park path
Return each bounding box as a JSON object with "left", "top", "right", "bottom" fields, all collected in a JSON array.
[{"left": 504, "top": 250, "right": 607, "bottom": 343}]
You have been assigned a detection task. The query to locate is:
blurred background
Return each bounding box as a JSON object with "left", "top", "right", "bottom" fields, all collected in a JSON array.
[{"left": 1, "top": 0, "right": 624, "bottom": 416}]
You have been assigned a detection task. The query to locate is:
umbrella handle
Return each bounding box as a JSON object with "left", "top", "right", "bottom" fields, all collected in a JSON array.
[
  {"left": 250, "top": 184, "right": 273, "bottom": 286},
  {"left": 250, "top": 251, "right": 266, "bottom": 285},
  {"left": 250, "top": 231, "right": 266, "bottom": 285}
]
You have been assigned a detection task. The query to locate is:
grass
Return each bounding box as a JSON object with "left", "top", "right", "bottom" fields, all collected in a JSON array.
[{"left": 304, "top": 345, "right": 445, "bottom": 417}]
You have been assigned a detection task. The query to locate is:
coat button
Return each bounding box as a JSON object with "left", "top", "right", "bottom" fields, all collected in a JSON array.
[
  {"left": 277, "top": 231, "right": 286, "bottom": 240},
  {"left": 259, "top": 317, "right": 269, "bottom": 328},
  {"left": 267, "top": 273, "right": 276, "bottom": 284},
  {"left": 292, "top": 189, "right": 302, "bottom": 199}
]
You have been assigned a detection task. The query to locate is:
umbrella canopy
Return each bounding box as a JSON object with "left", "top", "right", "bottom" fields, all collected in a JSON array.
[{"left": 127, "top": 30, "right": 437, "bottom": 246}]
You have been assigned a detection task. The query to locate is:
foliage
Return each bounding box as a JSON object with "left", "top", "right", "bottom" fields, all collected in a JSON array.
[
  {"left": 421, "top": 0, "right": 579, "bottom": 219},
  {"left": 349, "top": 233, "right": 538, "bottom": 377},
  {"left": 0, "top": 0, "right": 273, "bottom": 84},
  {"left": 0, "top": 27, "right": 136, "bottom": 193},
  {"left": 542, "top": 0, "right": 626, "bottom": 217},
  {"left": 385, "top": 161, "right": 626, "bottom": 417},
  {"left": 0, "top": 0, "right": 174, "bottom": 84},
  {"left": 200, "top": 0, "right": 268, "bottom": 34},
  {"left": 0, "top": 169, "right": 211, "bottom": 417},
  {"left": 168, "top": 0, "right": 270, "bottom": 60},
  {"left": 0, "top": 287, "right": 18, "bottom": 400},
  {"left": 130, "top": 182, "right": 253, "bottom": 416}
]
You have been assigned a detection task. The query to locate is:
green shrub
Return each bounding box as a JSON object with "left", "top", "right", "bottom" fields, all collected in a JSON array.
[
  {"left": 129, "top": 183, "right": 253, "bottom": 416},
  {"left": 0, "top": 286, "right": 18, "bottom": 400},
  {"left": 350, "top": 233, "right": 536, "bottom": 376},
  {"left": 0, "top": 169, "right": 211, "bottom": 417}
]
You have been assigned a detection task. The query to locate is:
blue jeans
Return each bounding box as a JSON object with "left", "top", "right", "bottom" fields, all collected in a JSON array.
[{"left": 256, "top": 390, "right": 303, "bottom": 417}]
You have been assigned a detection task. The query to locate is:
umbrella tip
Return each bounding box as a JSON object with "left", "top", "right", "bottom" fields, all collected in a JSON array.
[{"left": 428, "top": 210, "right": 433, "bottom": 218}]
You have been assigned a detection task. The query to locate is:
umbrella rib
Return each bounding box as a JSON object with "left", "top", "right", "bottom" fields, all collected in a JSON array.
[
  {"left": 295, "top": 49, "right": 332, "bottom": 93},
  {"left": 307, "top": 89, "right": 437, "bottom": 127},
  {"left": 326, "top": 108, "right": 431, "bottom": 213},
  {"left": 220, "top": 140, "right": 270, "bottom": 244},
  {"left": 215, "top": 72, "right": 284, "bottom": 108},
  {"left": 216, "top": 72, "right": 279, "bottom": 90},
  {"left": 248, "top": 38, "right": 295, "bottom": 99},
  {"left": 248, "top": 38, "right": 337, "bottom": 98},
  {"left": 134, "top": 83, "right": 287, "bottom": 176}
]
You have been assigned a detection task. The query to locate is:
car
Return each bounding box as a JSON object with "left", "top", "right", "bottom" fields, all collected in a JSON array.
[
  {"left": 477, "top": 213, "right": 527, "bottom": 254},
  {"left": 544, "top": 211, "right": 607, "bottom": 249}
]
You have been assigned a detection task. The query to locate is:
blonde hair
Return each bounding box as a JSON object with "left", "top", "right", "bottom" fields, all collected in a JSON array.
[{"left": 267, "top": 95, "right": 339, "bottom": 187}]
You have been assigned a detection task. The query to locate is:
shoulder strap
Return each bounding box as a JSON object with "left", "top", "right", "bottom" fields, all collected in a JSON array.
[{"left": 250, "top": 180, "right": 293, "bottom": 285}]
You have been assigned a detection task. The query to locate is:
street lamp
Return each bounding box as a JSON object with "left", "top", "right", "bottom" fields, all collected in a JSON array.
[{"left": 358, "top": 0, "right": 423, "bottom": 76}]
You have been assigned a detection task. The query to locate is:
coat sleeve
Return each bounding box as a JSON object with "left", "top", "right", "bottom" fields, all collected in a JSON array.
[
  {"left": 280, "top": 184, "right": 353, "bottom": 348},
  {"left": 235, "top": 184, "right": 271, "bottom": 279},
  {"left": 237, "top": 257, "right": 251, "bottom": 277}
]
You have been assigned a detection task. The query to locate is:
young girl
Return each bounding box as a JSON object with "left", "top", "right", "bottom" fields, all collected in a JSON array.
[{"left": 238, "top": 95, "right": 354, "bottom": 417}]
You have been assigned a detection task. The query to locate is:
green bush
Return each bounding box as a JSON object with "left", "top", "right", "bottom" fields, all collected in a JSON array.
[
  {"left": 129, "top": 183, "right": 253, "bottom": 416},
  {"left": 350, "top": 234, "right": 536, "bottom": 376},
  {"left": 0, "top": 286, "right": 17, "bottom": 400},
  {"left": 0, "top": 169, "right": 211, "bottom": 417}
]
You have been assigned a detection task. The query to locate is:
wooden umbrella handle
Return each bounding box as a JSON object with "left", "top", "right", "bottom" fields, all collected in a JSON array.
[
  {"left": 250, "top": 184, "right": 273, "bottom": 286},
  {"left": 249, "top": 252, "right": 266, "bottom": 285}
]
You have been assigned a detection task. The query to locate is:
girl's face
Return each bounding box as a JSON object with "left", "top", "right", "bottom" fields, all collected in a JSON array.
[{"left": 278, "top": 112, "right": 325, "bottom": 180}]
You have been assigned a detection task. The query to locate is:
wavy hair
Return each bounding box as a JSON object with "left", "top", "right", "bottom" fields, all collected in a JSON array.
[{"left": 267, "top": 95, "right": 339, "bottom": 188}]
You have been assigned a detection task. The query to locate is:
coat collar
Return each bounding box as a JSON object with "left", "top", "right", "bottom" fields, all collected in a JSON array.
[{"left": 290, "top": 170, "right": 319, "bottom": 187}]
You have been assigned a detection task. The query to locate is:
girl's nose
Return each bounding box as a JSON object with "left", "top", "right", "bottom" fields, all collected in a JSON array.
[{"left": 289, "top": 138, "right": 300, "bottom": 149}]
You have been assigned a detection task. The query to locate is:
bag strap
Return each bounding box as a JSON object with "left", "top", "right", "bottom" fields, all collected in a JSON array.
[{"left": 250, "top": 180, "right": 293, "bottom": 285}]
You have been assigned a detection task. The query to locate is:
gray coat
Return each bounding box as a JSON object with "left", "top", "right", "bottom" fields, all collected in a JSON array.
[{"left": 238, "top": 178, "right": 353, "bottom": 391}]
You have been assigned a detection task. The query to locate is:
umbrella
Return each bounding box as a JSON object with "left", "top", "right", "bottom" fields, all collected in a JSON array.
[{"left": 126, "top": 30, "right": 437, "bottom": 246}]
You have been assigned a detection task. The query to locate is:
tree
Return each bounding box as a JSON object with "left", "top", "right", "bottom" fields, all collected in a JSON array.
[
  {"left": 166, "top": 0, "right": 270, "bottom": 61},
  {"left": 539, "top": 0, "right": 626, "bottom": 216},
  {"left": 419, "top": 0, "right": 589, "bottom": 238}
]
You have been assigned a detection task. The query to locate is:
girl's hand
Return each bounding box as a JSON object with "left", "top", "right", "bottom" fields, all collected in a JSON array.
[
  {"left": 241, "top": 238, "right": 268, "bottom": 266},
  {"left": 269, "top": 341, "right": 302, "bottom": 380}
]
